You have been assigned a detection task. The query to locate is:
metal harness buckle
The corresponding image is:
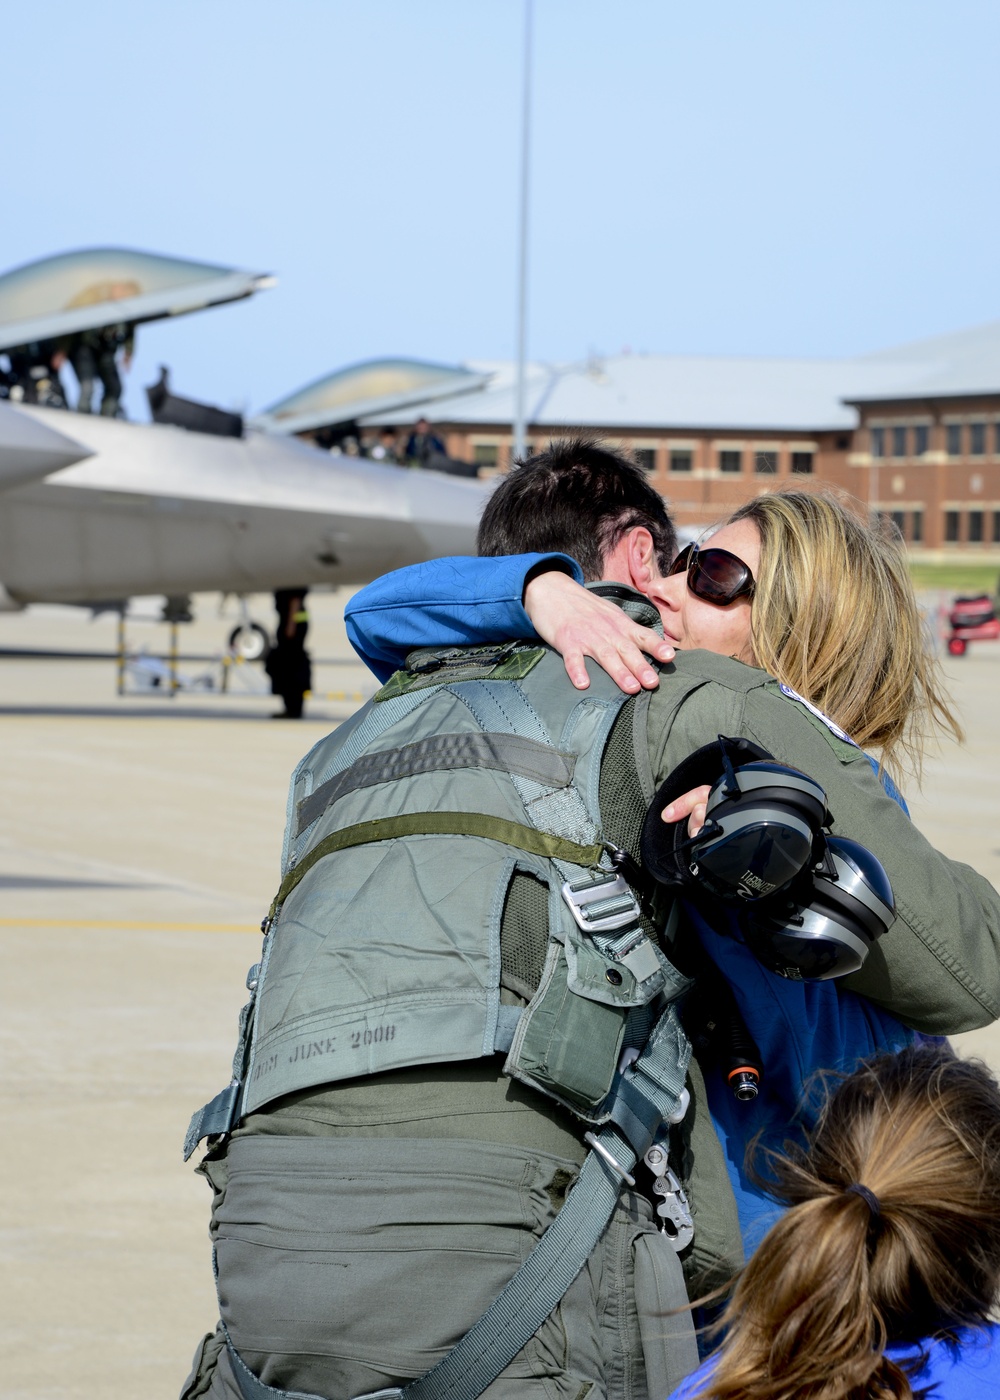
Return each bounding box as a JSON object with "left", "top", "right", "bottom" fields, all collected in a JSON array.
[
  {"left": 643, "top": 1141, "right": 694, "bottom": 1253},
  {"left": 561, "top": 871, "right": 642, "bottom": 933}
]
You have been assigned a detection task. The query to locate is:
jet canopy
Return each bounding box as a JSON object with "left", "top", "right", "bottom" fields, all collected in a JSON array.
[
  {"left": 252, "top": 357, "right": 491, "bottom": 436},
  {"left": 0, "top": 247, "right": 274, "bottom": 352}
]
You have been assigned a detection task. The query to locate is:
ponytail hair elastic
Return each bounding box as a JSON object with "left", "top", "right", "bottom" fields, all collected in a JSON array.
[{"left": 845, "top": 1182, "right": 881, "bottom": 1218}]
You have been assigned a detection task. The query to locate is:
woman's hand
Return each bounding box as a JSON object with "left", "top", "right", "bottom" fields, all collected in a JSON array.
[
  {"left": 661, "top": 785, "right": 712, "bottom": 839},
  {"left": 523, "top": 569, "right": 674, "bottom": 692}
]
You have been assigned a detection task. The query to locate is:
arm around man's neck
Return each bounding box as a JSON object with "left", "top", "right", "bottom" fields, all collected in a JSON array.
[{"left": 344, "top": 552, "right": 582, "bottom": 681}]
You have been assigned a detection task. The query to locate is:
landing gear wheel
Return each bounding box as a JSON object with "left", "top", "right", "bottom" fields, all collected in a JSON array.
[
  {"left": 947, "top": 636, "right": 968, "bottom": 657},
  {"left": 228, "top": 622, "right": 270, "bottom": 661}
]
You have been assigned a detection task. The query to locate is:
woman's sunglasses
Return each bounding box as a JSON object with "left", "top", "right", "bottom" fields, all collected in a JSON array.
[{"left": 667, "top": 543, "right": 756, "bottom": 605}]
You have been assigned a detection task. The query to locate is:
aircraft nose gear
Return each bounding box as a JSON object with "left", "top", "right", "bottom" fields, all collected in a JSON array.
[
  {"left": 644, "top": 1142, "right": 694, "bottom": 1251},
  {"left": 227, "top": 620, "right": 270, "bottom": 661}
]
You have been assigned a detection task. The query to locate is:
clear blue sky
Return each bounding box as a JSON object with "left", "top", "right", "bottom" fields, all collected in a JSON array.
[{"left": 3, "top": 0, "right": 1000, "bottom": 420}]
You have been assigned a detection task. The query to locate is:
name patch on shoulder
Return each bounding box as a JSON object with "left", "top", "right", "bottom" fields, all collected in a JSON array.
[{"left": 778, "top": 683, "right": 857, "bottom": 747}]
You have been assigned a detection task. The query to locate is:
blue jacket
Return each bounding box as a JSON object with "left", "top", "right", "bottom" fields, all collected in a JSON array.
[
  {"left": 691, "top": 907, "right": 915, "bottom": 1249},
  {"left": 345, "top": 554, "right": 919, "bottom": 1248},
  {"left": 668, "top": 1325, "right": 1000, "bottom": 1400}
]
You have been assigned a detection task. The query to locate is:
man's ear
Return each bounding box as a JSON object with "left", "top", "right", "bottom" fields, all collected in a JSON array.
[{"left": 623, "top": 527, "right": 659, "bottom": 592}]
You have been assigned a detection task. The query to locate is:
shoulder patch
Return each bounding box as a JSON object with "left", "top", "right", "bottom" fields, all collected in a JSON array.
[
  {"left": 777, "top": 683, "right": 858, "bottom": 748},
  {"left": 374, "top": 643, "right": 546, "bottom": 702}
]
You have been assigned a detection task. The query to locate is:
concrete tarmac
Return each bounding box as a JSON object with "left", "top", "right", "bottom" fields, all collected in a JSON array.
[{"left": 1, "top": 591, "right": 999, "bottom": 1399}]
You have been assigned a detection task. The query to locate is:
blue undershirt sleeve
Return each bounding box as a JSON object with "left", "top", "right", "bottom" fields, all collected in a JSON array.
[{"left": 344, "top": 553, "right": 583, "bottom": 680}]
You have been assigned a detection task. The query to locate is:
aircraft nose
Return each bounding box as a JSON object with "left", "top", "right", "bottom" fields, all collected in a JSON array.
[{"left": 0, "top": 402, "right": 94, "bottom": 491}]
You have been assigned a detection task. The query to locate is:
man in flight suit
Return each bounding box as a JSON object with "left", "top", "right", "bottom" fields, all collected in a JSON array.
[
  {"left": 182, "top": 442, "right": 1000, "bottom": 1400},
  {"left": 69, "top": 322, "right": 134, "bottom": 415}
]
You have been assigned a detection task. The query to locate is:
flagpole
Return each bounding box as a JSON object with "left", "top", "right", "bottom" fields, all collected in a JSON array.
[{"left": 512, "top": 0, "right": 533, "bottom": 465}]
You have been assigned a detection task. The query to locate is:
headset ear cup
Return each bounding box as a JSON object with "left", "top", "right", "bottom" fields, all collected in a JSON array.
[
  {"left": 641, "top": 736, "right": 773, "bottom": 886},
  {"left": 691, "top": 764, "right": 828, "bottom": 901},
  {"left": 645, "top": 751, "right": 829, "bottom": 906},
  {"left": 744, "top": 836, "right": 895, "bottom": 980}
]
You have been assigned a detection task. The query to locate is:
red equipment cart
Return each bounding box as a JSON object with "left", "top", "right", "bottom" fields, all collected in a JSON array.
[{"left": 946, "top": 594, "right": 1000, "bottom": 656}]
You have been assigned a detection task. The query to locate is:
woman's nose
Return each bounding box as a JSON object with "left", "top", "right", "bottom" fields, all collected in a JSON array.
[{"left": 649, "top": 573, "right": 682, "bottom": 610}]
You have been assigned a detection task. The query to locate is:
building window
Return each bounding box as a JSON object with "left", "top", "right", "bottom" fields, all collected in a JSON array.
[
  {"left": 946, "top": 424, "right": 962, "bottom": 457},
  {"left": 993, "top": 512, "right": 1000, "bottom": 544},
  {"left": 791, "top": 451, "right": 813, "bottom": 474},
  {"left": 969, "top": 510, "right": 984, "bottom": 542},
  {"left": 892, "top": 426, "right": 907, "bottom": 457},
  {"left": 970, "top": 423, "right": 986, "bottom": 456},
  {"left": 718, "top": 449, "right": 741, "bottom": 473},
  {"left": 890, "top": 510, "right": 905, "bottom": 538},
  {"left": 913, "top": 424, "right": 929, "bottom": 456},
  {"left": 473, "top": 443, "right": 498, "bottom": 467},
  {"left": 870, "top": 427, "right": 885, "bottom": 458},
  {"left": 945, "top": 510, "right": 960, "bottom": 542},
  {"left": 669, "top": 450, "right": 693, "bottom": 473},
  {"left": 633, "top": 448, "right": 656, "bottom": 473},
  {"left": 994, "top": 423, "right": 1000, "bottom": 456},
  {"left": 911, "top": 510, "right": 923, "bottom": 543},
  {"left": 754, "top": 450, "right": 778, "bottom": 474}
]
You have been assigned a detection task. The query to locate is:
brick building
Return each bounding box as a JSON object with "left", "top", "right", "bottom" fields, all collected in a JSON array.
[
  {"left": 255, "top": 320, "right": 1000, "bottom": 554},
  {"left": 845, "top": 409, "right": 1000, "bottom": 551}
]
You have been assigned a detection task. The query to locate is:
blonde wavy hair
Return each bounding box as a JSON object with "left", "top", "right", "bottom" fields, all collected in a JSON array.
[{"left": 726, "top": 490, "right": 961, "bottom": 777}]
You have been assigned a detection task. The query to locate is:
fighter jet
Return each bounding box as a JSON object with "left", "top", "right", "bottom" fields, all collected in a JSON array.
[
  {"left": 0, "top": 250, "right": 486, "bottom": 627},
  {"left": 0, "top": 401, "right": 484, "bottom": 607}
]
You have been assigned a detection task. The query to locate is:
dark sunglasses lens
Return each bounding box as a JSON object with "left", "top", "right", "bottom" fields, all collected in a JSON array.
[
  {"left": 667, "top": 543, "right": 692, "bottom": 577},
  {"left": 691, "top": 549, "right": 751, "bottom": 603}
]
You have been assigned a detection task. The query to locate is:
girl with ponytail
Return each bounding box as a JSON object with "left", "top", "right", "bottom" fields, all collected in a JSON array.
[{"left": 671, "top": 1044, "right": 1000, "bottom": 1400}]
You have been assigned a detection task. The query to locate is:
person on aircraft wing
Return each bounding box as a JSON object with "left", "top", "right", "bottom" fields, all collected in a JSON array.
[
  {"left": 403, "top": 414, "right": 446, "bottom": 466},
  {"left": 181, "top": 447, "right": 996, "bottom": 1400},
  {"left": 69, "top": 321, "right": 134, "bottom": 416},
  {"left": 3, "top": 340, "right": 69, "bottom": 408},
  {"left": 368, "top": 427, "right": 399, "bottom": 462}
]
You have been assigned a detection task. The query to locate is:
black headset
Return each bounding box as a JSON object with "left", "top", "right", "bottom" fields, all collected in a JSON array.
[
  {"left": 640, "top": 735, "right": 895, "bottom": 980},
  {"left": 743, "top": 836, "right": 895, "bottom": 981}
]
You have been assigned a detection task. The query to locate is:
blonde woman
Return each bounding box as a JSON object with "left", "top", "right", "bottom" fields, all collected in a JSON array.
[
  {"left": 670, "top": 1043, "right": 1000, "bottom": 1400},
  {"left": 652, "top": 489, "right": 959, "bottom": 780}
]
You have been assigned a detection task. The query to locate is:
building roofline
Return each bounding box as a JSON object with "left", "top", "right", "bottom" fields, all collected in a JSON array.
[
  {"left": 843, "top": 388, "right": 1000, "bottom": 407},
  {"left": 361, "top": 413, "right": 853, "bottom": 436}
]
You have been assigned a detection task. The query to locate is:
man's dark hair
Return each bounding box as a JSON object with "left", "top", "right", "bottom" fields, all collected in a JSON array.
[{"left": 477, "top": 437, "right": 676, "bottom": 580}]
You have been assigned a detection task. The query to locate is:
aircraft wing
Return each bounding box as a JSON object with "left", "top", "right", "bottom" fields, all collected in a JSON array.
[
  {"left": 0, "top": 408, "right": 486, "bottom": 604},
  {"left": 0, "top": 247, "right": 273, "bottom": 352},
  {"left": 0, "top": 401, "right": 93, "bottom": 491}
]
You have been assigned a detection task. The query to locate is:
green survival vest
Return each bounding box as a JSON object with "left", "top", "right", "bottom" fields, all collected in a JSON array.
[
  {"left": 186, "top": 636, "right": 692, "bottom": 1158},
  {"left": 188, "top": 634, "right": 705, "bottom": 1400}
]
